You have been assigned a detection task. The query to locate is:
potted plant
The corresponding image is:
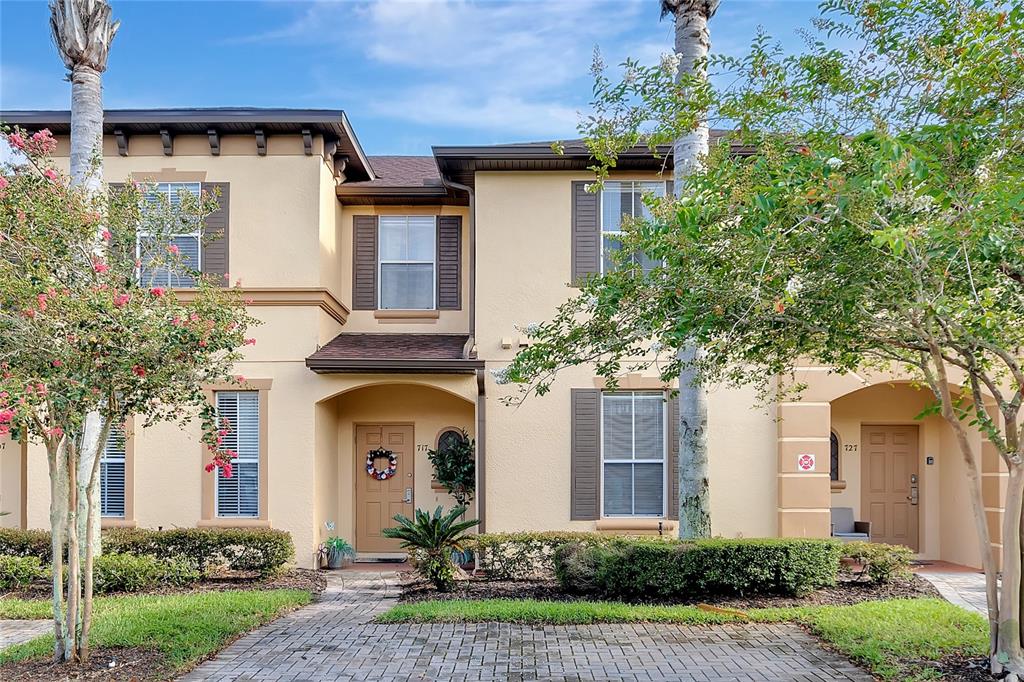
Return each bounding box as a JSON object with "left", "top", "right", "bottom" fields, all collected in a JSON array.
[{"left": 323, "top": 537, "right": 356, "bottom": 569}]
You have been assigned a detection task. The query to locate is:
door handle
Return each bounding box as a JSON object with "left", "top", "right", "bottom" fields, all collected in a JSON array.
[
  {"left": 907, "top": 488, "right": 919, "bottom": 505},
  {"left": 404, "top": 488, "right": 413, "bottom": 504}
]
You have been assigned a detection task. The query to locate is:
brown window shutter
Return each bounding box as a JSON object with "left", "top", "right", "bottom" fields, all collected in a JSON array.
[
  {"left": 437, "top": 215, "right": 461, "bottom": 310},
  {"left": 571, "top": 181, "right": 600, "bottom": 283},
  {"left": 201, "top": 182, "right": 229, "bottom": 286},
  {"left": 352, "top": 215, "right": 378, "bottom": 310},
  {"left": 570, "top": 388, "right": 601, "bottom": 520},
  {"left": 667, "top": 393, "right": 680, "bottom": 520}
]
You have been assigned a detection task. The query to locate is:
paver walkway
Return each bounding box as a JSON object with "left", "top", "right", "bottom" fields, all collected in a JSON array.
[
  {"left": 183, "top": 570, "right": 870, "bottom": 682},
  {"left": 918, "top": 564, "right": 988, "bottom": 615},
  {"left": 0, "top": 619, "right": 51, "bottom": 651}
]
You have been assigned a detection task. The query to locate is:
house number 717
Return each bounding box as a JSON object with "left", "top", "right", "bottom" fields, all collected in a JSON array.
[{"left": 416, "top": 444, "right": 429, "bottom": 452}]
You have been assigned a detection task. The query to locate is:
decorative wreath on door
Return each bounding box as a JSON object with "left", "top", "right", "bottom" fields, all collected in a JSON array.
[{"left": 366, "top": 448, "right": 398, "bottom": 481}]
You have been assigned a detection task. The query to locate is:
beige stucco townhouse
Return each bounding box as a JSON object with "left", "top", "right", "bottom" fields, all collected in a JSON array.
[{"left": 0, "top": 109, "right": 1005, "bottom": 569}]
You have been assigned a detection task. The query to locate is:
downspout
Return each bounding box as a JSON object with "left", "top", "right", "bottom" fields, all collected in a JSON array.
[{"left": 441, "top": 176, "right": 484, "bottom": 532}]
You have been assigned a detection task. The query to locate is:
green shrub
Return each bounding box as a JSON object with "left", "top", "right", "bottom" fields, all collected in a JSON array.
[
  {"left": 470, "top": 532, "right": 626, "bottom": 580},
  {"left": 840, "top": 541, "right": 914, "bottom": 584},
  {"left": 0, "top": 555, "right": 45, "bottom": 589},
  {"left": 0, "top": 528, "right": 52, "bottom": 560},
  {"left": 93, "top": 553, "right": 200, "bottom": 594},
  {"left": 383, "top": 506, "right": 479, "bottom": 592},
  {"left": 0, "top": 527, "right": 294, "bottom": 576},
  {"left": 555, "top": 538, "right": 843, "bottom": 598}
]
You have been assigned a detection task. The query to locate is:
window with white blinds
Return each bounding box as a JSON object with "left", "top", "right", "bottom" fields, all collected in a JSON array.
[
  {"left": 378, "top": 215, "right": 436, "bottom": 310},
  {"left": 138, "top": 182, "right": 201, "bottom": 287},
  {"left": 215, "top": 391, "right": 260, "bottom": 518},
  {"left": 600, "top": 181, "right": 665, "bottom": 274},
  {"left": 100, "top": 422, "right": 126, "bottom": 518},
  {"left": 602, "top": 391, "right": 665, "bottom": 517}
]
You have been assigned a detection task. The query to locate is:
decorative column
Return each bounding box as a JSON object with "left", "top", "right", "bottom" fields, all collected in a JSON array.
[{"left": 777, "top": 401, "right": 832, "bottom": 537}]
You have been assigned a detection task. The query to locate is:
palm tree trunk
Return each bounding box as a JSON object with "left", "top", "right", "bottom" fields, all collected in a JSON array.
[{"left": 666, "top": 0, "right": 717, "bottom": 538}]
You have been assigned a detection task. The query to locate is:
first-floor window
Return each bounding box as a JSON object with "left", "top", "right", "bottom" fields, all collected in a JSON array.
[
  {"left": 215, "top": 391, "right": 260, "bottom": 518},
  {"left": 378, "top": 215, "right": 436, "bottom": 310},
  {"left": 602, "top": 391, "right": 665, "bottom": 516},
  {"left": 138, "top": 182, "right": 202, "bottom": 287},
  {"left": 830, "top": 432, "right": 840, "bottom": 481},
  {"left": 100, "top": 422, "right": 126, "bottom": 518}
]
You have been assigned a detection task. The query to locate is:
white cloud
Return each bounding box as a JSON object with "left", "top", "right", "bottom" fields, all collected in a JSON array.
[{"left": 229, "top": 0, "right": 662, "bottom": 139}]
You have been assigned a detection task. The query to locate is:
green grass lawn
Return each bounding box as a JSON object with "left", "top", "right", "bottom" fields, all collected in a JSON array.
[
  {"left": 379, "top": 597, "right": 987, "bottom": 681},
  {"left": 0, "top": 589, "right": 311, "bottom": 674}
]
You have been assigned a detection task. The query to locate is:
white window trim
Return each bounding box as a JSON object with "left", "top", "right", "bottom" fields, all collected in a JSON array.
[
  {"left": 599, "top": 391, "right": 668, "bottom": 518},
  {"left": 598, "top": 181, "right": 665, "bottom": 274},
  {"left": 99, "top": 424, "right": 126, "bottom": 519},
  {"left": 377, "top": 215, "right": 437, "bottom": 311},
  {"left": 214, "top": 391, "right": 260, "bottom": 519},
  {"left": 136, "top": 182, "right": 203, "bottom": 287}
]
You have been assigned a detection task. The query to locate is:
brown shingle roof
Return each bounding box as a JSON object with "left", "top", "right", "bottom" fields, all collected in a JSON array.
[
  {"left": 306, "top": 333, "right": 482, "bottom": 374},
  {"left": 341, "top": 156, "right": 441, "bottom": 189}
]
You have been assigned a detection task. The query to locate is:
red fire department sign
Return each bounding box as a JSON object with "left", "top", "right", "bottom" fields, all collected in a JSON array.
[{"left": 797, "top": 454, "right": 816, "bottom": 472}]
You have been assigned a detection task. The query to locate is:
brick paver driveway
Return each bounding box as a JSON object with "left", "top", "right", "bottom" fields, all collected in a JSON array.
[{"left": 182, "top": 570, "right": 870, "bottom": 681}]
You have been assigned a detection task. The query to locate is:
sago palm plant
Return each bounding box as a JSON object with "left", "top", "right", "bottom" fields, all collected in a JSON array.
[{"left": 383, "top": 505, "right": 479, "bottom": 591}]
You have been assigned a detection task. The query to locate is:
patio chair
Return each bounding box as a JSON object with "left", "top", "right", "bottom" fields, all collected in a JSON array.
[{"left": 831, "top": 507, "right": 871, "bottom": 541}]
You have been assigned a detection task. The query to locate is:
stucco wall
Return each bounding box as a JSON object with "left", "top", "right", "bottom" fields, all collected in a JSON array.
[{"left": 475, "top": 171, "right": 778, "bottom": 537}]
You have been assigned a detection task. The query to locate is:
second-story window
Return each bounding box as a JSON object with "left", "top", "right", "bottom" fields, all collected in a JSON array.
[
  {"left": 378, "top": 215, "right": 436, "bottom": 310},
  {"left": 600, "top": 181, "right": 665, "bottom": 274},
  {"left": 139, "top": 182, "right": 202, "bottom": 287}
]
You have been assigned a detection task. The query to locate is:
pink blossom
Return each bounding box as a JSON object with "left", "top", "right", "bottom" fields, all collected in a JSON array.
[
  {"left": 168, "top": 244, "right": 179, "bottom": 255},
  {"left": 101, "top": 229, "right": 112, "bottom": 242},
  {"left": 150, "top": 287, "right": 165, "bottom": 297},
  {"left": 0, "top": 409, "right": 14, "bottom": 424},
  {"left": 236, "top": 375, "right": 245, "bottom": 383},
  {"left": 243, "top": 338, "right": 256, "bottom": 346},
  {"left": 198, "top": 340, "right": 207, "bottom": 347},
  {"left": 171, "top": 316, "right": 182, "bottom": 326},
  {"left": 113, "top": 293, "right": 131, "bottom": 307},
  {"left": 7, "top": 133, "right": 24, "bottom": 150},
  {"left": 222, "top": 462, "right": 234, "bottom": 478},
  {"left": 47, "top": 426, "right": 64, "bottom": 439},
  {"left": 0, "top": 177, "right": 8, "bottom": 190},
  {"left": 204, "top": 462, "right": 216, "bottom": 473},
  {"left": 224, "top": 273, "right": 231, "bottom": 281},
  {"left": 43, "top": 169, "right": 58, "bottom": 182},
  {"left": 92, "top": 259, "right": 109, "bottom": 274},
  {"left": 36, "top": 293, "right": 48, "bottom": 311},
  {"left": 36, "top": 383, "right": 47, "bottom": 396},
  {"left": 52, "top": 360, "right": 62, "bottom": 368},
  {"left": 132, "top": 365, "right": 146, "bottom": 377}
]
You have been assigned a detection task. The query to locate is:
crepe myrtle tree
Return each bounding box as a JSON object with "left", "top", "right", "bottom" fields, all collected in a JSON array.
[
  {"left": 506, "top": 0, "right": 1024, "bottom": 676},
  {"left": 0, "top": 128, "right": 258, "bottom": 663}
]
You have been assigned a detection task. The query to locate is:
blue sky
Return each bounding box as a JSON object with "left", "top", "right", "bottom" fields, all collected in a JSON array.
[{"left": 1, "top": 0, "right": 826, "bottom": 155}]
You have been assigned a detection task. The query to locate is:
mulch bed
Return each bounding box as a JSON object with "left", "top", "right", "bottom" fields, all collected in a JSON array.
[
  {"left": 934, "top": 655, "right": 997, "bottom": 682},
  {"left": 400, "top": 573, "right": 939, "bottom": 609},
  {"left": 4, "top": 568, "right": 326, "bottom": 601},
  {"left": 0, "top": 646, "right": 169, "bottom": 681}
]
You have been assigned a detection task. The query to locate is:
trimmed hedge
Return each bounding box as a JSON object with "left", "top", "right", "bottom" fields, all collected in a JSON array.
[
  {"left": 0, "top": 529, "right": 51, "bottom": 560},
  {"left": 841, "top": 541, "right": 914, "bottom": 584},
  {"left": 0, "top": 555, "right": 44, "bottom": 590},
  {"left": 555, "top": 538, "right": 843, "bottom": 598},
  {"left": 93, "top": 553, "right": 200, "bottom": 593},
  {"left": 469, "top": 532, "right": 630, "bottom": 580},
  {"left": 0, "top": 527, "right": 294, "bottom": 576}
]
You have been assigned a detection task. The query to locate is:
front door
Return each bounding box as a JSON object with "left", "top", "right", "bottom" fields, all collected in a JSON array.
[
  {"left": 861, "top": 424, "right": 920, "bottom": 551},
  {"left": 355, "top": 424, "right": 414, "bottom": 553}
]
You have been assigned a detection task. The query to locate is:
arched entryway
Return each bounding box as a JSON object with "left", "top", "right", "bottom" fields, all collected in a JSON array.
[
  {"left": 777, "top": 369, "right": 1004, "bottom": 568},
  {"left": 315, "top": 382, "right": 476, "bottom": 557}
]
